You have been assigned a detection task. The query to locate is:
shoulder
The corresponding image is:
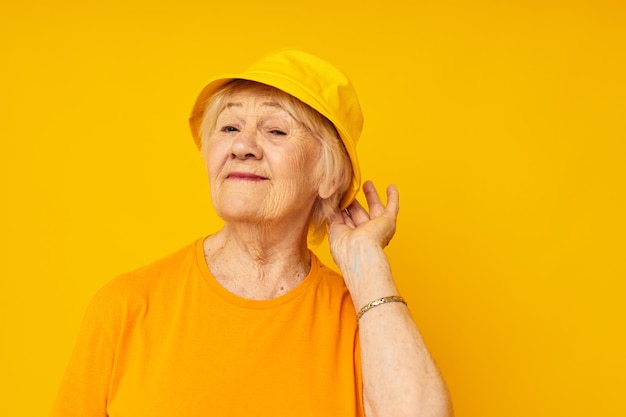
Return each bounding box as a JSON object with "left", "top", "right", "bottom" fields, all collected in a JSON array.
[
  {"left": 89, "top": 238, "right": 203, "bottom": 317},
  {"left": 307, "top": 251, "right": 359, "bottom": 331},
  {"left": 311, "top": 251, "right": 344, "bottom": 283},
  {"left": 310, "top": 251, "right": 355, "bottom": 306}
]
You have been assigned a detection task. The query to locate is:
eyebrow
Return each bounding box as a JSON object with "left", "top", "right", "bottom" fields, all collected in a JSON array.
[{"left": 225, "top": 101, "right": 283, "bottom": 109}]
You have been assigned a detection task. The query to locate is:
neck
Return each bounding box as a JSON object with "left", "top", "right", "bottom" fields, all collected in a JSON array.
[{"left": 203, "top": 222, "right": 312, "bottom": 300}]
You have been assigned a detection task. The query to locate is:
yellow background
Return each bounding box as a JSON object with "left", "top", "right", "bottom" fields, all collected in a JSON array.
[{"left": 2, "top": 0, "right": 625, "bottom": 415}]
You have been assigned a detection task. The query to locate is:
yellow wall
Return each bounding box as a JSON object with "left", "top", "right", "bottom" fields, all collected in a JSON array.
[{"left": 3, "top": 1, "right": 625, "bottom": 415}]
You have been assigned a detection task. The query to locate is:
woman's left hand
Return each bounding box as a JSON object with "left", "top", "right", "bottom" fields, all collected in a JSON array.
[{"left": 328, "top": 181, "right": 399, "bottom": 300}]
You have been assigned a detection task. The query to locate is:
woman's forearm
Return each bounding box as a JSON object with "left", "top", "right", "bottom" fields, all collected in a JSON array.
[{"left": 343, "top": 247, "right": 453, "bottom": 417}]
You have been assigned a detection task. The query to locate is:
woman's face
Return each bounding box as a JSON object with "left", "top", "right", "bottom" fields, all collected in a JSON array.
[{"left": 204, "top": 87, "right": 324, "bottom": 226}]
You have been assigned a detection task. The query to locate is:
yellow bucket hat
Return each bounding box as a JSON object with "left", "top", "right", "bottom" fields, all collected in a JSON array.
[{"left": 188, "top": 49, "right": 363, "bottom": 210}]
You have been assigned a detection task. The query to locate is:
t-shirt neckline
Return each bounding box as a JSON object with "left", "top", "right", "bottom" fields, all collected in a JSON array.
[{"left": 193, "top": 236, "right": 321, "bottom": 309}]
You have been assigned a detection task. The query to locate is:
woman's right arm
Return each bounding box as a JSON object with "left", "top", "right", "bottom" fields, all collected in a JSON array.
[
  {"left": 329, "top": 181, "right": 453, "bottom": 417},
  {"left": 50, "top": 291, "right": 117, "bottom": 417}
]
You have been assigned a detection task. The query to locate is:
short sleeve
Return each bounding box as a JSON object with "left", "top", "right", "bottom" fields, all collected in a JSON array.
[{"left": 50, "top": 285, "right": 121, "bottom": 417}]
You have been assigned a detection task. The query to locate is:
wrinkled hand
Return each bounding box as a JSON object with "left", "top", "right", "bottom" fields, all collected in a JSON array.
[{"left": 328, "top": 181, "right": 399, "bottom": 273}]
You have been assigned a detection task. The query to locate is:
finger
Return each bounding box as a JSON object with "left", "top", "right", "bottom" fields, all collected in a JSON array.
[
  {"left": 328, "top": 210, "right": 345, "bottom": 227},
  {"left": 385, "top": 184, "right": 400, "bottom": 218},
  {"left": 362, "top": 181, "right": 386, "bottom": 218},
  {"left": 344, "top": 199, "right": 370, "bottom": 226},
  {"left": 342, "top": 210, "right": 357, "bottom": 228}
]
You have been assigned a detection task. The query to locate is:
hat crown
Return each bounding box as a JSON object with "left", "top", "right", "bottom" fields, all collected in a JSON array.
[{"left": 242, "top": 50, "right": 363, "bottom": 148}]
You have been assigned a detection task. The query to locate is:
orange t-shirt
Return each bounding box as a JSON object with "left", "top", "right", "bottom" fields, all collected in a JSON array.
[{"left": 51, "top": 238, "right": 364, "bottom": 417}]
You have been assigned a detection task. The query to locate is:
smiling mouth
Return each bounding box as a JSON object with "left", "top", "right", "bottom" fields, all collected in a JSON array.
[{"left": 226, "top": 172, "right": 269, "bottom": 181}]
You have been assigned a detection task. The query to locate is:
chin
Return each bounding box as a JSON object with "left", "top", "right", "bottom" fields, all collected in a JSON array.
[{"left": 214, "top": 199, "right": 268, "bottom": 222}]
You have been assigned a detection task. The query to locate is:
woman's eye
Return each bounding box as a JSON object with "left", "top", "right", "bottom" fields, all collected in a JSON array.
[
  {"left": 269, "top": 129, "right": 287, "bottom": 136},
  {"left": 220, "top": 125, "right": 239, "bottom": 133}
]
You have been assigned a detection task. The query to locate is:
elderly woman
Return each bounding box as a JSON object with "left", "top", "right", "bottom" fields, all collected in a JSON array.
[{"left": 51, "top": 50, "right": 452, "bottom": 417}]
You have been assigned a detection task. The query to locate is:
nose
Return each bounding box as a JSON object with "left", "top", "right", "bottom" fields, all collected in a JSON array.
[{"left": 230, "top": 127, "right": 263, "bottom": 160}]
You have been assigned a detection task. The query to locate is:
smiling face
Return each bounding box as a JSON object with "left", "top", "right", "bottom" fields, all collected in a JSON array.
[{"left": 202, "top": 85, "right": 325, "bottom": 227}]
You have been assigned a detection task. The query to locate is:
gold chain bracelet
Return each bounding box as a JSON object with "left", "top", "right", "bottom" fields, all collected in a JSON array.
[{"left": 357, "top": 296, "right": 407, "bottom": 320}]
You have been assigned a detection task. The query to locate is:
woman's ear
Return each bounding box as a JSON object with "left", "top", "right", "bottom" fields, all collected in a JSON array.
[
  {"left": 315, "top": 145, "right": 347, "bottom": 200},
  {"left": 318, "top": 173, "right": 342, "bottom": 200}
]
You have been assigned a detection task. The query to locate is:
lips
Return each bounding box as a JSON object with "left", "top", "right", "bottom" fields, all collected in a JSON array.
[{"left": 226, "top": 172, "right": 269, "bottom": 181}]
